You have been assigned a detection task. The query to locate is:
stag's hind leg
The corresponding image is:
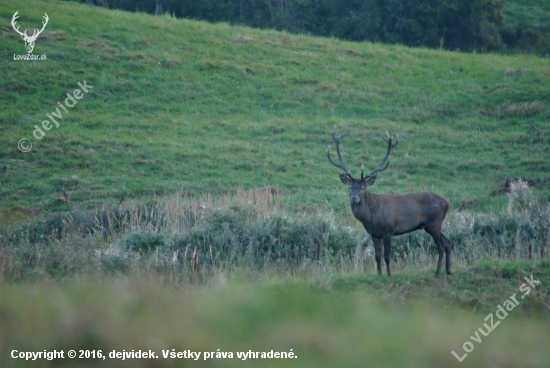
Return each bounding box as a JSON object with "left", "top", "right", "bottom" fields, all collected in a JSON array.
[
  {"left": 425, "top": 227, "right": 445, "bottom": 277},
  {"left": 441, "top": 234, "right": 452, "bottom": 275}
]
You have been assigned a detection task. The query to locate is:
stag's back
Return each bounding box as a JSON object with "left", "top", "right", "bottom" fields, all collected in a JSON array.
[{"left": 364, "top": 192, "right": 449, "bottom": 236}]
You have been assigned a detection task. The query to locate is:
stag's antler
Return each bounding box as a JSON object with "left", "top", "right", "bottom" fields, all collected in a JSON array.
[
  {"left": 327, "top": 128, "right": 353, "bottom": 178},
  {"left": 361, "top": 131, "right": 399, "bottom": 181}
]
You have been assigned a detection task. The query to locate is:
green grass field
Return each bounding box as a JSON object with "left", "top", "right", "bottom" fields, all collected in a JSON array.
[
  {"left": 1, "top": 0, "right": 549, "bottom": 212},
  {"left": 1, "top": 0, "right": 549, "bottom": 367}
]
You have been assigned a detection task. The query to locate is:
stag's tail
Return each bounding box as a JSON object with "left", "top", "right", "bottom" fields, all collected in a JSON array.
[
  {"left": 443, "top": 197, "right": 451, "bottom": 218},
  {"left": 440, "top": 196, "right": 452, "bottom": 250}
]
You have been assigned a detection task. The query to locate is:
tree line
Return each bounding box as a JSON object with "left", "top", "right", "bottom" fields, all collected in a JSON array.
[{"left": 75, "top": 0, "right": 549, "bottom": 55}]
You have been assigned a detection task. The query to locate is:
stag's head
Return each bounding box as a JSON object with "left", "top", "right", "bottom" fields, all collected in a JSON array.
[
  {"left": 328, "top": 129, "right": 398, "bottom": 205},
  {"left": 11, "top": 11, "right": 49, "bottom": 54}
]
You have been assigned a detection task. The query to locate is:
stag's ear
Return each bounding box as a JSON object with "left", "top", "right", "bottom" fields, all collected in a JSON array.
[
  {"left": 364, "top": 176, "right": 376, "bottom": 186},
  {"left": 339, "top": 174, "right": 352, "bottom": 185}
]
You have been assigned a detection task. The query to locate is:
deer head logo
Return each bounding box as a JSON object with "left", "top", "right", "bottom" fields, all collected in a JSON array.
[{"left": 11, "top": 11, "right": 49, "bottom": 54}]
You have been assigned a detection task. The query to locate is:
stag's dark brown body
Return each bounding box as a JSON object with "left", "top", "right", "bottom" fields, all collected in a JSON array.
[
  {"left": 328, "top": 130, "right": 452, "bottom": 277},
  {"left": 351, "top": 190, "right": 452, "bottom": 276}
]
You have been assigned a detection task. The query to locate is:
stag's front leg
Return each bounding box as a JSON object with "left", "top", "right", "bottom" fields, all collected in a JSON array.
[
  {"left": 383, "top": 235, "right": 392, "bottom": 276},
  {"left": 372, "top": 236, "right": 382, "bottom": 274}
]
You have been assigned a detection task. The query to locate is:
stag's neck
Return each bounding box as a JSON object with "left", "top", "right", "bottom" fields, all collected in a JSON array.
[{"left": 351, "top": 190, "right": 379, "bottom": 223}]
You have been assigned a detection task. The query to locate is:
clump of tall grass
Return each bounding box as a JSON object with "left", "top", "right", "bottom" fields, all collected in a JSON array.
[
  {"left": 446, "top": 178, "right": 549, "bottom": 261},
  {"left": 0, "top": 183, "right": 547, "bottom": 283},
  {"left": 100, "top": 187, "right": 368, "bottom": 282},
  {"left": 0, "top": 188, "right": 369, "bottom": 283}
]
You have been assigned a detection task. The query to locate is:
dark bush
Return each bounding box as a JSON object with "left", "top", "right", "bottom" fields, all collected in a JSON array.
[
  {"left": 122, "top": 231, "right": 165, "bottom": 254},
  {"left": 163, "top": 207, "right": 360, "bottom": 268}
]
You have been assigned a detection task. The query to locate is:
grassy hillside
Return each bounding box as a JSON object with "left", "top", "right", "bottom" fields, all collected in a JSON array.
[{"left": 1, "top": 0, "right": 549, "bottom": 216}]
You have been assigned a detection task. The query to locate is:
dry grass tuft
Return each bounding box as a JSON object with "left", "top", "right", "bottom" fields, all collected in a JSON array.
[
  {"left": 235, "top": 34, "right": 253, "bottom": 43},
  {"left": 504, "top": 68, "right": 532, "bottom": 75},
  {"left": 499, "top": 101, "right": 546, "bottom": 117},
  {"left": 482, "top": 101, "right": 546, "bottom": 119}
]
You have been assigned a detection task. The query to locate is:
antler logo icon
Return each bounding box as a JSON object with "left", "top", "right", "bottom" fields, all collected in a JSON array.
[{"left": 11, "top": 11, "right": 49, "bottom": 54}]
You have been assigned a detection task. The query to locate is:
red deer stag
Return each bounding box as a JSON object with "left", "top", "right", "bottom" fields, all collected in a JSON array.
[{"left": 328, "top": 129, "right": 452, "bottom": 277}]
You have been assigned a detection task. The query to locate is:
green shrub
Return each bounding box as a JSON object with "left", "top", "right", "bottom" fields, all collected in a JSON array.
[{"left": 122, "top": 231, "right": 165, "bottom": 254}]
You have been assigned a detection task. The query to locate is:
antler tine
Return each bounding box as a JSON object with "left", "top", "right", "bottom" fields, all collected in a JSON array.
[
  {"left": 31, "top": 13, "right": 48, "bottom": 39},
  {"left": 327, "top": 128, "right": 352, "bottom": 176},
  {"left": 377, "top": 130, "right": 399, "bottom": 148},
  {"left": 11, "top": 11, "right": 26, "bottom": 37},
  {"left": 39, "top": 13, "right": 49, "bottom": 33},
  {"left": 363, "top": 131, "right": 399, "bottom": 179}
]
